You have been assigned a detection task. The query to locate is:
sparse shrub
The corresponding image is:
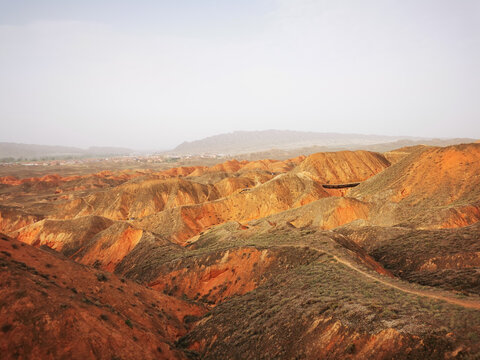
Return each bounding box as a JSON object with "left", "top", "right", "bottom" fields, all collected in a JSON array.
[
  {"left": 125, "top": 319, "right": 133, "bottom": 328},
  {"left": 329, "top": 303, "right": 339, "bottom": 311},
  {"left": 1, "top": 324, "right": 13, "bottom": 333},
  {"left": 96, "top": 273, "right": 108, "bottom": 282},
  {"left": 175, "top": 336, "right": 189, "bottom": 349},
  {"left": 82, "top": 297, "right": 93, "bottom": 305},
  {"left": 345, "top": 343, "right": 355, "bottom": 354},
  {"left": 15, "top": 290, "right": 27, "bottom": 299},
  {"left": 183, "top": 315, "right": 200, "bottom": 324},
  {"left": 467, "top": 332, "right": 479, "bottom": 342}
]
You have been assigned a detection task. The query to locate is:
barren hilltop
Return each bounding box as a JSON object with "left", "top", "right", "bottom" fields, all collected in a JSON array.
[{"left": 1, "top": 142, "right": 480, "bottom": 359}]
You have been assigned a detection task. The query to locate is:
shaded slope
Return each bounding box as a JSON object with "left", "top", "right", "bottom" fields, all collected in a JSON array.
[
  {"left": 147, "top": 246, "right": 340, "bottom": 307},
  {"left": 182, "top": 253, "right": 478, "bottom": 359},
  {"left": 115, "top": 223, "right": 394, "bottom": 287},
  {"left": 171, "top": 229, "right": 480, "bottom": 359},
  {"left": 337, "top": 223, "right": 480, "bottom": 295}
]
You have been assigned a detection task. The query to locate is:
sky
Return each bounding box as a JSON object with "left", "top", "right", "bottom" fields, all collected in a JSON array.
[{"left": 0, "top": 0, "right": 479, "bottom": 150}]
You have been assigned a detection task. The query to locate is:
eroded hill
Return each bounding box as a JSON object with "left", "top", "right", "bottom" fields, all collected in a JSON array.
[{"left": 1, "top": 144, "right": 480, "bottom": 359}]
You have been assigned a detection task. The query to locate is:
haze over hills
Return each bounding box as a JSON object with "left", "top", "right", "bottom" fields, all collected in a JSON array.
[
  {"left": 171, "top": 130, "right": 476, "bottom": 156},
  {"left": 0, "top": 142, "right": 134, "bottom": 160},
  {"left": 2, "top": 130, "right": 476, "bottom": 161}
]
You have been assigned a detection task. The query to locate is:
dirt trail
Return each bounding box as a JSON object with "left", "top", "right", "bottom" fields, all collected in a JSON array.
[
  {"left": 330, "top": 254, "right": 480, "bottom": 310},
  {"left": 286, "top": 244, "right": 480, "bottom": 310}
]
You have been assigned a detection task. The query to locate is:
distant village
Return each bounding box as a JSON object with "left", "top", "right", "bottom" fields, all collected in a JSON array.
[{"left": 0, "top": 153, "right": 225, "bottom": 167}]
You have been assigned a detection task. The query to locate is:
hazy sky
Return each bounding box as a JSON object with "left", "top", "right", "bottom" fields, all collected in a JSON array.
[{"left": 0, "top": 0, "right": 479, "bottom": 150}]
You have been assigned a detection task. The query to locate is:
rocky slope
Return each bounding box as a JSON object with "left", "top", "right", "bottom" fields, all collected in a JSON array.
[{"left": 0, "top": 234, "right": 205, "bottom": 360}]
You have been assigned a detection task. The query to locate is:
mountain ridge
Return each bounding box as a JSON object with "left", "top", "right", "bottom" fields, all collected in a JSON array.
[{"left": 171, "top": 130, "right": 475, "bottom": 155}]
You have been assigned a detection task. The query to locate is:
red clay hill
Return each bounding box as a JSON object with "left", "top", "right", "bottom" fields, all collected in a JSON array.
[{"left": 1, "top": 144, "right": 480, "bottom": 359}]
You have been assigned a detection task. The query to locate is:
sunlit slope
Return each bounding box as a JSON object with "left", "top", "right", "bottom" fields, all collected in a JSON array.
[
  {"left": 135, "top": 174, "right": 318, "bottom": 243},
  {"left": 11, "top": 150, "right": 388, "bottom": 248},
  {"left": 350, "top": 143, "right": 480, "bottom": 228},
  {"left": 294, "top": 150, "right": 390, "bottom": 183},
  {"left": 9, "top": 215, "right": 185, "bottom": 273},
  {"left": 249, "top": 197, "right": 370, "bottom": 230},
  {"left": 37, "top": 157, "right": 304, "bottom": 221},
  {"left": 12, "top": 215, "right": 114, "bottom": 254},
  {"left": 0, "top": 170, "right": 147, "bottom": 193},
  {"left": 254, "top": 144, "right": 480, "bottom": 231},
  {"left": 55, "top": 178, "right": 224, "bottom": 220},
  {"left": 133, "top": 151, "right": 390, "bottom": 244}
]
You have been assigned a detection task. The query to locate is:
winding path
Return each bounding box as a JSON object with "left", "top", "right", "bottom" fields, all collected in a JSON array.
[
  {"left": 330, "top": 254, "right": 480, "bottom": 310},
  {"left": 286, "top": 243, "right": 480, "bottom": 310}
]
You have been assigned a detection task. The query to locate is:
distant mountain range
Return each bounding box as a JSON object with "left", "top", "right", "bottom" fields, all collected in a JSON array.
[
  {"left": 171, "top": 130, "right": 476, "bottom": 155},
  {"left": 2, "top": 131, "right": 476, "bottom": 161},
  {"left": 0, "top": 142, "right": 133, "bottom": 160}
]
